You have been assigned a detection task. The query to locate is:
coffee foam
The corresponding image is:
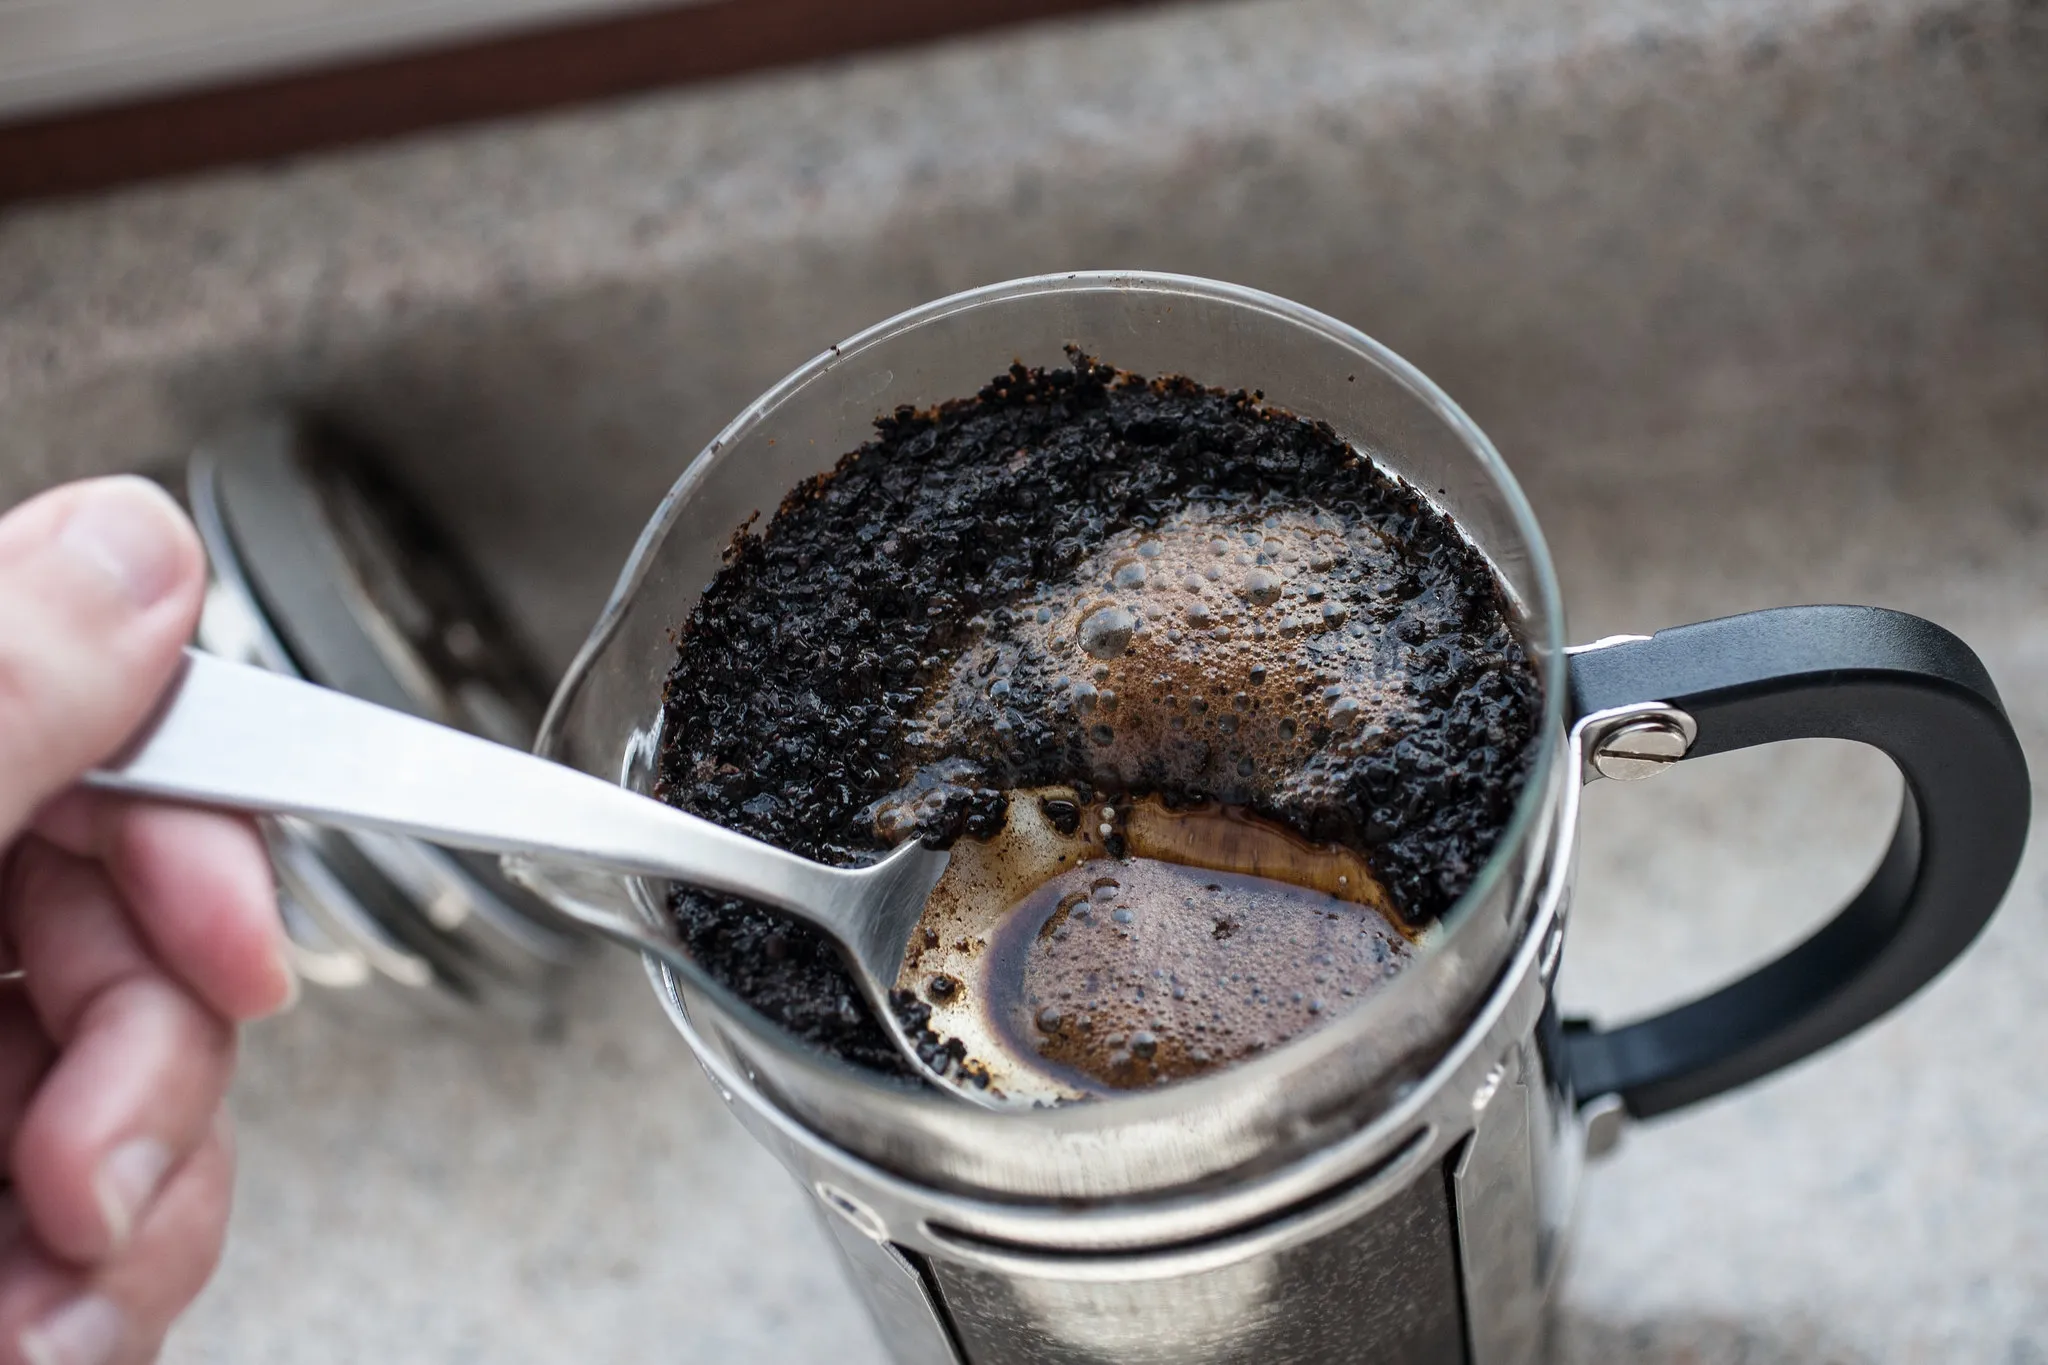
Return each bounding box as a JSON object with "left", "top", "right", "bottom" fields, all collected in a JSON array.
[{"left": 911, "top": 502, "right": 1405, "bottom": 804}]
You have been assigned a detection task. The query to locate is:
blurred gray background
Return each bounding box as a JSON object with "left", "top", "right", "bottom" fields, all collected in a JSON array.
[{"left": 2, "top": 0, "right": 2044, "bottom": 1360}]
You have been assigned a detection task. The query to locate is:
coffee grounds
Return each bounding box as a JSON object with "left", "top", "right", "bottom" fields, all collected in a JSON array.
[{"left": 656, "top": 354, "right": 1540, "bottom": 1076}]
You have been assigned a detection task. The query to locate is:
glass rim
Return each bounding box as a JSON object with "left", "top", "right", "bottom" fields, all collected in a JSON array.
[{"left": 536, "top": 269, "right": 1570, "bottom": 1118}]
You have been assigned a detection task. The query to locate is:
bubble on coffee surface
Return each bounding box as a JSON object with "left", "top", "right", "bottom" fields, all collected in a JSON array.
[{"left": 1076, "top": 604, "right": 1139, "bottom": 660}]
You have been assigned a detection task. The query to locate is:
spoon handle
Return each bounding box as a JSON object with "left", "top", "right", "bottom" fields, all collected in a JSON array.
[{"left": 86, "top": 649, "right": 848, "bottom": 920}]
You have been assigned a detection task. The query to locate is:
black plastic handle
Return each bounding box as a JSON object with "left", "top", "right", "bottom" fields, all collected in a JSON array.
[{"left": 1562, "top": 605, "right": 2030, "bottom": 1119}]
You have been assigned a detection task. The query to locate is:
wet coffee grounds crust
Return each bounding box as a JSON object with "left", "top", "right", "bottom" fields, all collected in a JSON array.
[{"left": 656, "top": 353, "right": 1541, "bottom": 1076}]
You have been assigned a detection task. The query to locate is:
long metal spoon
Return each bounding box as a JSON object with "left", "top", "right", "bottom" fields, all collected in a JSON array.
[{"left": 86, "top": 649, "right": 970, "bottom": 1098}]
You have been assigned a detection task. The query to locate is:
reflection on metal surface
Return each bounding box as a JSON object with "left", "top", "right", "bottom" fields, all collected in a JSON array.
[
  {"left": 814, "top": 1207, "right": 966, "bottom": 1365},
  {"left": 1589, "top": 716, "right": 1693, "bottom": 781},
  {"left": 915, "top": 1124, "right": 1439, "bottom": 1284},
  {"left": 817, "top": 1183, "right": 892, "bottom": 1243},
  {"left": 1571, "top": 702, "right": 1698, "bottom": 785},
  {"left": 1562, "top": 635, "right": 1652, "bottom": 656},
  {"left": 264, "top": 818, "right": 435, "bottom": 991},
  {"left": 1579, "top": 1094, "right": 1628, "bottom": 1160},
  {"left": 1453, "top": 1046, "right": 1544, "bottom": 1365},
  {"left": 930, "top": 1171, "right": 1463, "bottom": 1365},
  {"left": 1528, "top": 1014, "right": 1583, "bottom": 1299},
  {"left": 273, "top": 885, "right": 374, "bottom": 990}
]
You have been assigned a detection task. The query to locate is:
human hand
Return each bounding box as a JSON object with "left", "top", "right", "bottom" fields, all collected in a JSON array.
[{"left": 0, "top": 477, "right": 293, "bottom": 1365}]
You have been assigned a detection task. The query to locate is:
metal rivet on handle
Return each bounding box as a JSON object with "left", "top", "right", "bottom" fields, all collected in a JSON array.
[{"left": 1590, "top": 716, "right": 1693, "bottom": 780}]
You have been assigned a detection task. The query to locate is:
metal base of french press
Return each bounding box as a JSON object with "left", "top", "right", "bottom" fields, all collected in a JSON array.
[{"left": 656, "top": 772, "right": 1587, "bottom": 1365}]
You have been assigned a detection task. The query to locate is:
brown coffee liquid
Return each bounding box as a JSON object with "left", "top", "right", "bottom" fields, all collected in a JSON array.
[
  {"left": 900, "top": 791, "right": 1416, "bottom": 1102},
  {"left": 991, "top": 853, "right": 1413, "bottom": 1093}
]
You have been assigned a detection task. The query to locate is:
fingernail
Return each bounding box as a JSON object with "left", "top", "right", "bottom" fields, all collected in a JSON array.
[
  {"left": 54, "top": 477, "right": 188, "bottom": 609},
  {"left": 276, "top": 955, "right": 302, "bottom": 1014},
  {"left": 19, "top": 1294, "right": 124, "bottom": 1365},
  {"left": 94, "top": 1138, "right": 172, "bottom": 1249}
]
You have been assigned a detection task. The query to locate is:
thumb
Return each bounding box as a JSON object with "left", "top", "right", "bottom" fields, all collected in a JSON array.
[{"left": 0, "top": 477, "right": 206, "bottom": 838}]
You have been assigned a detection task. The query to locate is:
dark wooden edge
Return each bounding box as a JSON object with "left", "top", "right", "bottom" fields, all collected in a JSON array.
[{"left": 0, "top": 0, "right": 1166, "bottom": 205}]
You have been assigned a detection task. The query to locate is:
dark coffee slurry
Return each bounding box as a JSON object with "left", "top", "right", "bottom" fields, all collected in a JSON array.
[
  {"left": 656, "top": 353, "right": 1541, "bottom": 1082},
  {"left": 898, "top": 793, "right": 1420, "bottom": 1097},
  {"left": 992, "top": 860, "right": 1414, "bottom": 1092}
]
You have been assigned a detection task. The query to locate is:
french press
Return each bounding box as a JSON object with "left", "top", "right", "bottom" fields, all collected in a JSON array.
[{"left": 521, "top": 273, "right": 2030, "bottom": 1365}]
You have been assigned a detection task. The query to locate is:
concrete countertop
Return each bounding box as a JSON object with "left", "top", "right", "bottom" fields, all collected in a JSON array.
[{"left": 1, "top": 0, "right": 2042, "bottom": 1359}]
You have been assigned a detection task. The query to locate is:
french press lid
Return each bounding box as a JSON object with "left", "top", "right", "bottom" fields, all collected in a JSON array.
[{"left": 187, "top": 417, "right": 588, "bottom": 1020}]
